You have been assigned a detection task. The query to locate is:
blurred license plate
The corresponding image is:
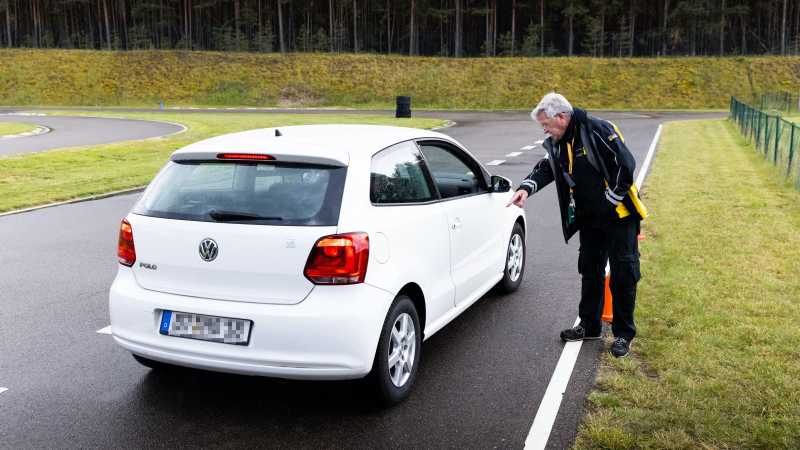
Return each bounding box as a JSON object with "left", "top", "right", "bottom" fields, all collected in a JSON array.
[{"left": 159, "top": 310, "right": 252, "bottom": 345}]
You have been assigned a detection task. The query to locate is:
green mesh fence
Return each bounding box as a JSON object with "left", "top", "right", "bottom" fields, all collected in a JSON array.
[
  {"left": 759, "top": 92, "right": 800, "bottom": 114},
  {"left": 730, "top": 96, "right": 800, "bottom": 189}
]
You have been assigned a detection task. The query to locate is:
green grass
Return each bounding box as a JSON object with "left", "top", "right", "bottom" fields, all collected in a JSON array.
[
  {"left": 574, "top": 118, "right": 800, "bottom": 449},
  {"left": 0, "top": 112, "right": 446, "bottom": 213},
  {"left": 0, "top": 122, "right": 38, "bottom": 136},
  {"left": 1, "top": 49, "right": 799, "bottom": 109}
]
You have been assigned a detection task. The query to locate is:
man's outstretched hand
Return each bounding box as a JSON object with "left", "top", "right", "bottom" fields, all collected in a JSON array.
[{"left": 506, "top": 189, "right": 529, "bottom": 208}]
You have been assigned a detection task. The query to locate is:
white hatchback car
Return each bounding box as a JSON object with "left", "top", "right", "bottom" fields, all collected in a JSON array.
[{"left": 110, "top": 124, "right": 527, "bottom": 404}]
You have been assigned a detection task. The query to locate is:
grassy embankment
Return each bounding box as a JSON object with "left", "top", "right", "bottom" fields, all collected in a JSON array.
[
  {"left": 1, "top": 50, "right": 799, "bottom": 109},
  {"left": 574, "top": 119, "right": 800, "bottom": 449},
  {"left": 0, "top": 112, "right": 446, "bottom": 213},
  {"left": 0, "top": 122, "right": 39, "bottom": 136}
]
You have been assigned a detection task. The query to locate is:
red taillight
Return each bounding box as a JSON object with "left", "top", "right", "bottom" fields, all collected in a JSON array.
[
  {"left": 118, "top": 219, "right": 136, "bottom": 266},
  {"left": 304, "top": 232, "right": 369, "bottom": 285},
  {"left": 216, "top": 153, "right": 275, "bottom": 161}
]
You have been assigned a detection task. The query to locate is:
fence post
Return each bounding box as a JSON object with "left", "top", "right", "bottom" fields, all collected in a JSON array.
[
  {"left": 758, "top": 111, "right": 762, "bottom": 150},
  {"left": 774, "top": 116, "right": 781, "bottom": 165},
  {"left": 788, "top": 123, "right": 796, "bottom": 179},
  {"left": 755, "top": 111, "right": 760, "bottom": 148}
]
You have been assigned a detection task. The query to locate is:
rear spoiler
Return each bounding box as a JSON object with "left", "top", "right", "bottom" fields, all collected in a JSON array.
[{"left": 170, "top": 152, "right": 348, "bottom": 167}]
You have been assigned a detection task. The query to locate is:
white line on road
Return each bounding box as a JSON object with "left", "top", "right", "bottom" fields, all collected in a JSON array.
[
  {"left": 535, "top": 139, "right": 544, "bottom": 144},
  {"left": 506, "top": 152, "right": 523, "bottom": 157},
  {"left": 486, "top": 160, "right": 505, "bottom": 166},
  {"left": 96, "top": 326, "right": 112, "bottom": 335},
  {"left": 524, "top": 123, "right": 664, "bottom": 450},
  {"left": 524, "top": 317, "right": 580, "bottom": 450},
  {"left": 0, "top": 388, "right": 7, "bottom": 395},
  {"left": 521, "top": 145, "right": 536, "bottom": 150},
  {"left": 635, "top": 124, "right": 663, "bottom": 190}
]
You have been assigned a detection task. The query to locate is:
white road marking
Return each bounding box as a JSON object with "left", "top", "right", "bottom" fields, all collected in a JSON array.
[
  {"left": 96, "top": 326, "right": 112, "bottom": 335},
  {"left": 506, "top": 152, "right": 523, "bottom": 157},
  {"left": 521, "top": 145, "right": 536, "bottom": 150},
  {"left": 0, "top": 388, "right": 7, "bottom": 395},
  {"left": 635, "top": 124, "right": 662, "bottom": 190},
  {"left": 0, "top": 126, "right": 51, "bottom": 140},
  {"left": 535, "top": 139, "right": 544, "bottom": 144},
  {"left": 524, "top": 317, "right": 580, "bottom": 450},
  {"left": 486, "top": 160, "right": 505, "bottom": 166},
  {"left": 524, "top": 123, "right": 664, "bottom": 450}
]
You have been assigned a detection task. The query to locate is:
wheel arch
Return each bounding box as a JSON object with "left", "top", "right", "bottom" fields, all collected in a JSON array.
[
  {"left": 397, "top": 282, "right": 427, "bottom": 338},
  {"left": 514, "top": 215, "right": 527, "bottom": 240}
]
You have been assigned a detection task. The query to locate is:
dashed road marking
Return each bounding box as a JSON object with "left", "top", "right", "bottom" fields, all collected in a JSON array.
[
  {"left": 96, "top": 326, "right": 112, "bottom": 335},
  {"left": 506, "top": 152, "right": 523, "bottom": 157},
  {"left": 521, "top": 145, "right": 536, "bottom": 150},
  {"left": 0, "top": 388, "right": 8, "bottom": 395},
  {"left": 486, "top": 160, "right": 505, "bottom": 166},
  {"left": 534, "top": 139, "right": 544, "bottom": 144}
]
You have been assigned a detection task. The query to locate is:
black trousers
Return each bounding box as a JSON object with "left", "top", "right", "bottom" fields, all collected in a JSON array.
[{"left": 577, "top": 219, "right": 641, "bottom": 340}]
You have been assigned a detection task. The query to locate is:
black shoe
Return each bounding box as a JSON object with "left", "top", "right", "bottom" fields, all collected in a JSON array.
[
  {"left": 610, "top": 337, "right": 632, "bottom": 358},
  {"left": 560, "top": 324, "right": 602, "bottom": 342}
]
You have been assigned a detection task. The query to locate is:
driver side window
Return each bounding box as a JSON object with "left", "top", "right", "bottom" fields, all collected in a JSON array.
[{"left": 418, "top": 142, "right": 485, "bottom": 199}]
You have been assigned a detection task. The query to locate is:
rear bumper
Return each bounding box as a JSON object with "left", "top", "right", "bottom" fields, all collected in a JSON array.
[{"left": 109, "top": 268, "right": 393, "bottom": 380}]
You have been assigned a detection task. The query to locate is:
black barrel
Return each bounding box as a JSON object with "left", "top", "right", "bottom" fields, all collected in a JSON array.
[{"left": 396, "top": 96, "right": 412, "bottom": 118}]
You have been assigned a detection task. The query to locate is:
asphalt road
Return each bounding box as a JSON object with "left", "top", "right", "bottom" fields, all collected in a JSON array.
[
  {"left": 0, "top": 113, "right": 184, "bottom": 156},
  {"left": 0, "top": 110, "right": 722, "bottom": 449}
]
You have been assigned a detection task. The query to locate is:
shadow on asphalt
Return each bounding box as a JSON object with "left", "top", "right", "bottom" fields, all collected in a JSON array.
[{"left": 129, "top": 288, "right": 513, "bottom": 419}]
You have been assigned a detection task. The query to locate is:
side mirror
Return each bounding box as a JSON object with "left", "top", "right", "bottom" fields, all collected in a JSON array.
[{"left": 490, "top": 175, "right": 512, "bottom": 193}]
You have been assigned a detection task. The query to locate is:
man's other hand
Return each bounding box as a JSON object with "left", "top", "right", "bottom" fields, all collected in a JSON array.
[{"left": 506, "top": 189, "right": 529, "bottom": 208}]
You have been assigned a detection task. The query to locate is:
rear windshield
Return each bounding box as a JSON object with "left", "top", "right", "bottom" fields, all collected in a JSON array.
[{"left": 133, "top": 161, "right": 347, "bottom": 226}]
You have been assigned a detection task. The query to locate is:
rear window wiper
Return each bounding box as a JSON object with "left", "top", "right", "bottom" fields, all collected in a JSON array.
[{"left": 208, "top": 210, "right": 283, "bottom": 222}]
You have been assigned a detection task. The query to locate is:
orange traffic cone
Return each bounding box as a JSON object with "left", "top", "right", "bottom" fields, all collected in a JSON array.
[
  {"left": 601, "top": 266, "right": 613, "bottom": 323},
  {"left": 603, "top": 233, "right": 644, "bottom": 323}
]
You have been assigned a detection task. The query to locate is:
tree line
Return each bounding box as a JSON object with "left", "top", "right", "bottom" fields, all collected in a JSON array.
[{"left": 3, "top": 0, "right": 800, "bottom": 57}]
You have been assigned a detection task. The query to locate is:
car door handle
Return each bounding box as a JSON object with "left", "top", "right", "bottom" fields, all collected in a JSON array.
[{"left": 451, "top": 218, "right": 462, "bottom": 231}]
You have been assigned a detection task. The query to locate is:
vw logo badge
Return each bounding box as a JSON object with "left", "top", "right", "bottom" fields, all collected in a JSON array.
[{"left": 198, "top": 238, "right": 219, "bottom": 262}]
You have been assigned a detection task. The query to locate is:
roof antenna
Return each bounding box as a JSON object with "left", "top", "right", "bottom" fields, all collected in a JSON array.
[{"left": 275, "top": 129, "right": 282, "bottom": 137}]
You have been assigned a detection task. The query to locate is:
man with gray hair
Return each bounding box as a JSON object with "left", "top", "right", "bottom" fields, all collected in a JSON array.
[{"left": 507, "top": 92, "right": 648, "bottom": 358}]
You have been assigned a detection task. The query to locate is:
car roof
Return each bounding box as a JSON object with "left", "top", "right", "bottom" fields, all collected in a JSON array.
[{"left": 171, "top": 124, "right": 455, "bottom": 166}]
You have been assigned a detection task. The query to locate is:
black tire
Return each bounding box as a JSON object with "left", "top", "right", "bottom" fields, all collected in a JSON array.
[
  {"left": 132, "top": 353, "right": 174, "bottom": 371},
  {"left": 369, "top": 295, "right": 422, "bottom": 406},
  {"left": 497, "top": 222, "right": 526, "bottom": 294}
]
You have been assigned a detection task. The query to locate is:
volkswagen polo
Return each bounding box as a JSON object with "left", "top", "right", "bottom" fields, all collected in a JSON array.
[{"left": 109, "top": 124, "right": 527, "bottom": 405}]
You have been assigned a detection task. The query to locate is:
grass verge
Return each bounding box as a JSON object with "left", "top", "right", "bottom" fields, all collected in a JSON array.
[
  {"left": 0, "top": 122, "right": 39, "bottom": 136},
  {"left": 2, "top": 50, "right": 799, "bottom": 109},
  {"left": 574, "top": 118, "right": 800, "bottom": 449},
  {"left": 0, "top": 112, "right": 446, "bottom": 213}
]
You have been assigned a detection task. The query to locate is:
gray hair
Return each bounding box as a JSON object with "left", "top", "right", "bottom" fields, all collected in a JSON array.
[{"left": 531, "top": 92, "right": 573, "bottom": 120}]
